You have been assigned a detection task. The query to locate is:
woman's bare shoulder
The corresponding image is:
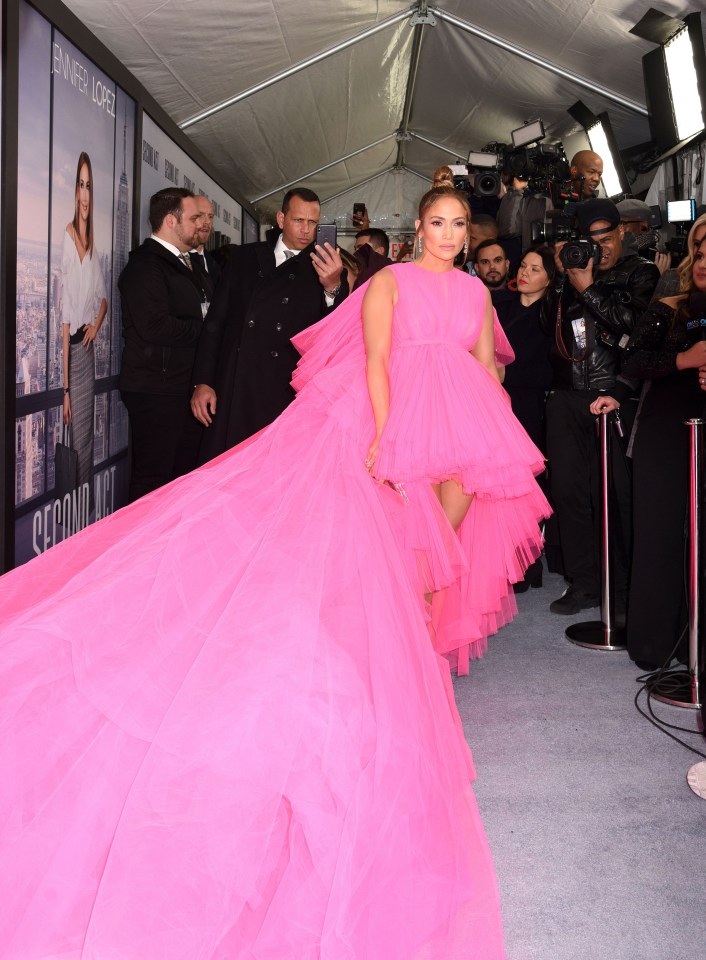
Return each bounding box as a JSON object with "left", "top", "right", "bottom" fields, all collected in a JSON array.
[{"left": 366, "top": 264, "right": 399, "bottom": 300}]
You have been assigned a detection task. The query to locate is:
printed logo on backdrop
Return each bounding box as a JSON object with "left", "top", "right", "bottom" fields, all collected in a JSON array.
[
  {"left": 14, "top": 1, "right": 134, "bottom": 566},
  {"left": 140, "top": 113, "right": 243, "bottom": 247}
]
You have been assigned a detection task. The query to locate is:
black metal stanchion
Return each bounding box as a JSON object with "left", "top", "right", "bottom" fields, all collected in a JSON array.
[
  {"left": 566, "top": 411, "right": 627, "bottom": 651},
  {"left": 653, "top": 418, "right": 703, "bottom": 710}
]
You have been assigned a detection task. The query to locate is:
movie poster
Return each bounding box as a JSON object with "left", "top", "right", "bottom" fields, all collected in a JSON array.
[
  {"left": 140, "top": 113, "right": 243, "bottom": 247},
  {"left": 14, "top": 0, "right": 135, "bottom": 566}
]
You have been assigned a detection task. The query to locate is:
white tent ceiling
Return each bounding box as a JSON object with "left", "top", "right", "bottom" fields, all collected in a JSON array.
[{"left": 61, "top": 0, "right": 695, "bottom": 225}]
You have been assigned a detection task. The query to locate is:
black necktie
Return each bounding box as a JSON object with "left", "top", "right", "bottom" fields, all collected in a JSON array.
[
  {"left": 189, "top": 251, "right": 206, "bottom": 272},
  {"left": 189, "top": 252, "right": 213, "bottom": 299}
]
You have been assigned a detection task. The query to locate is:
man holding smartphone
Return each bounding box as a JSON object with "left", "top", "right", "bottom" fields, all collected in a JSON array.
[{"left": 190, "top": 187, "right": 347, "bottom": 458}]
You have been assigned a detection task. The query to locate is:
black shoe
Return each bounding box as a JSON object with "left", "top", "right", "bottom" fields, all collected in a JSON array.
[
  {"left": 525, "top": 559, "right": 543, "bottom": 589},
  {"left": 549, "top": 585, "right": 600, "bottom": 615},
  {"left": 634, "top": 659, "right": 660, "bottom": 672},
  {"left": 513, "top": 579, "right": 530, "bottom": 594}
]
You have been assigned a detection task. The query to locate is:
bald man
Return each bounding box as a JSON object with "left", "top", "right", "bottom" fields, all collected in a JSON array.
[{"left": 570, "top": 150, "right": 603, "bottom": 199}]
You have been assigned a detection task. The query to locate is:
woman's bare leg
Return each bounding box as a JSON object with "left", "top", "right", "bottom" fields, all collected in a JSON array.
[
  {"left": 426, "top": 479, "right": 474, "bottom": 604},
  {"left": 438, "top": 478, "right": 474, "bottom": 532}
]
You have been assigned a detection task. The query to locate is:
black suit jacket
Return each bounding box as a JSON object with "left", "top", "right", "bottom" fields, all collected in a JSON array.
[
  {"left": 193, "top": 240, "right": 348, "bottom": 457},
  {"left": 118, "top": 238, "right": 205, "bottom": 396},
  {"left": 189, "top": 250, "right": 222, "bottom": 301},
  {"left": 204, "top": 250, "right": 222, "bottom": 287}
]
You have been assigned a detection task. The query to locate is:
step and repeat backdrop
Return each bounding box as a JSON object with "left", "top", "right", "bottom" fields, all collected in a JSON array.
[{"left": 11, "top": 0, "right": 250, "bottom": 567}]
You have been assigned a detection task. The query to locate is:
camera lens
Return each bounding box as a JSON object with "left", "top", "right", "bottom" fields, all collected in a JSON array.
[
  {"left": 560, "top": 242, "right": 588, "bottom": 269},
  {"left": 476, "top": 172, "right": 500, "bottom": 197}
]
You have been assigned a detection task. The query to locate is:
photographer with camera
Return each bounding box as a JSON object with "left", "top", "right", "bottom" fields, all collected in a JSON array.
[
  {"left": 616, "top": 198, "right": 672, "bottom": 281},
  {"left": 497, "top": 175, "right": 552, "bottom": 273},
  {"left": 543, "top": 198, "right": 659, "bottom": 615}
]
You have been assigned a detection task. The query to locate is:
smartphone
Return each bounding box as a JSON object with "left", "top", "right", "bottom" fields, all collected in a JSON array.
[
  {"left": 315, "top": 223, "right": 337, "bottom": 257},
  {"left": 666, "top": 198, "right": 696, "bottom": 223},
  {"left": 353, "top": 203, "right": 366, "bottom": 219},
  {"left": 649, "top": 205, "right": 663, "bottom": 230}
]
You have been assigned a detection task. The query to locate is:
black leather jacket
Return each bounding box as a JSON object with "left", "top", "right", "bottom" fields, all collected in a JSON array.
[{"left": 541, "top": 253, "right": 659, "bottom": 398}]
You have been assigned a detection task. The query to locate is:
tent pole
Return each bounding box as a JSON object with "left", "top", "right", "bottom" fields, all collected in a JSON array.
[
  {"left": 251, "top": 134, "right": 398, "bottom": 203},
  {"left": 409, "top": 130, "right": 467, "bottom": 160},
  {"left": 404, "top": 166, "right": 435, "bottom": 183},
  {"left": 179, "top": 9, "right": 412, "bottom": 130},
  {"left": 394, "top": 11, "right": 432, "bottom": 169},
  {"left": 434, "top": 8, "right": 648, "bottom": 117},
  {"left": 320, "top": 167, "right": 396, "bottom": 205}
]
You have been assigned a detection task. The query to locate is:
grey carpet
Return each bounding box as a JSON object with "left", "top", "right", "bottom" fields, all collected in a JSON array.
[{"left": 454, "top": 567, "right": 706, "bottom": 960}]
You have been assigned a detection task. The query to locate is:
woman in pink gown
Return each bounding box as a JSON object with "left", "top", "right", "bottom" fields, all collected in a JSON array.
[{"left": 0, "top": 169, "right": 547, "bottom": 959}]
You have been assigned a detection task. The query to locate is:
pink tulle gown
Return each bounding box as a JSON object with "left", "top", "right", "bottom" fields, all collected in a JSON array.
[{"left": 0, "top": 263, "right": 547, "bottom": 959}]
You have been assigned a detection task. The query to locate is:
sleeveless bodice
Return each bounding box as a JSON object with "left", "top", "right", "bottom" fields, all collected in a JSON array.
[{"left": 390, "top": 262, "right": 485, "bottom": 351}]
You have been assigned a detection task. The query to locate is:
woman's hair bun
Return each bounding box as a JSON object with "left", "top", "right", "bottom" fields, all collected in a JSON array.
[{"left": 431, "top": 165, "right": 455, "bottom": 189}]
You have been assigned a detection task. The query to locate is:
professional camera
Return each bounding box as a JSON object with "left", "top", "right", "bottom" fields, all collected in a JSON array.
[
  {"left": 560, "top": 237, "right": 602, "bottom": 269},
  {"left": 531, "top": 204, "right": 602, "bottom": 269},
  {"left": 503, "top": 143, "right": 572, "bottom": 194},
  {"left": 450, "top": 153, "right": 503, "bottom": 199}
]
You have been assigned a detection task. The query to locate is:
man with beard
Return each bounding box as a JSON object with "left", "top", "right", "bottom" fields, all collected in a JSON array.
[
  {"left": 569, "top": 150, "right": 603, "bottom": 200},
  {"left": 473, "top": 239, "right": 510, "bottom": 294},
  {"left": 189, "top": 195, "right": 221, "bottom": 297},
  {"left": 118, "top": 188, "right": 206, "bottom": 501}
]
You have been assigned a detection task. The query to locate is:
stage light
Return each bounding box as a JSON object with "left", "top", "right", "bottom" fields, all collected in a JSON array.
[
  {"left": 664, "top": 25, "right": 703, "bottom": 142},
  {"left": 467, "top": 151, "right": 499, "bottom": 168},
  {"left": 631, "top": 9, "right": 706, "bottom": 153},
  {"left": 586, "top": 117, "right": 628, "bottom": 198},
  {"left": 511, "top": 119, "right": 545, "bottom": 148},
  {"left": 567, "top": 101, "right": 629, "bottom": 198}
]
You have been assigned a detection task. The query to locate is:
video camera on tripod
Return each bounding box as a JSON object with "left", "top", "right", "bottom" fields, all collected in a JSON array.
[{"left": 451, "top": 119, "right": 574, "bottom": 205}]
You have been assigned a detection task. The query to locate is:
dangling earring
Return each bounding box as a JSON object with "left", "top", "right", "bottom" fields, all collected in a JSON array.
[
  {"left": 417, "top": 235, "right": 423, "bottom": 256},
  {"left": 463, "top": 238, "right": 469, "bottom": 257}
]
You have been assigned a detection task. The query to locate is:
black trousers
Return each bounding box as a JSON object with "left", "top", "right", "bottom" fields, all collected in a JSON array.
[
  {"left": 545, "top": 389, "right": 633, "bottom": 596},
  {"left": 121, "top": 391, "right": 202, "bottom": 503},
  {"left": 627, "top": 377, "right": 702, "bottom": 666}
]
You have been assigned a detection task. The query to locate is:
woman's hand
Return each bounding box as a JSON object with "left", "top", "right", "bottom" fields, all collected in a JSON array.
[
  {"left": 654, "top": 251, "right": 671, "bottom": 276},
  {"left": 82, "top": 323, "right": 98, "bottom": 348},
  {"left": 590, "top": 395, "right": 619, "bottom": 415},
  {"left": 63, "top": 392, "right": 72, "bottom": 425},
  {"left": 364, "top": 437, "right": 380, "bottom": 473},
  {"left": 676, "top": 341, "right": 706, "bottom": 371}
]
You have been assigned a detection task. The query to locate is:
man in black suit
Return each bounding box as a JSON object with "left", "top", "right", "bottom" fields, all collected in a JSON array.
[
  {"left": 190, "top": 187, "right": 347, "bottom": 459},
  {"left": 190, "top": 195, "right": 221, "bottom": 297},
  {"left": 118, "top": 187, "right": 206, "bottom": 501}
]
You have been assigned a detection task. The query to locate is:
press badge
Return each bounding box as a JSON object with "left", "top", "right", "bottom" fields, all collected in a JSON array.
[
  {"left": 571, "top": 317, "right": 587, "bottom": 350},
  {"left": 201, "top": 301, "right": 210, "bottom": 320}
]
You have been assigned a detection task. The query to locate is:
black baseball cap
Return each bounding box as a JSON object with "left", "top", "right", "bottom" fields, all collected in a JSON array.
[{"left": 576, "top": 199, "right": 620, "bottom": 236}]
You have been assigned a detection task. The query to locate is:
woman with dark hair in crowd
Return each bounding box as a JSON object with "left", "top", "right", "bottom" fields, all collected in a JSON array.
[
  {"left": 494, "top": 245, "right": 555, "bottom": 590},
  {"left": 594, "top": 213, "right": 706, "bottom": 670},
  {"left": 495, "top": 245, "right": 555, "bottom": 447},
  {"left": 0, "top": 167, "right": 549, "bottom": 959}
]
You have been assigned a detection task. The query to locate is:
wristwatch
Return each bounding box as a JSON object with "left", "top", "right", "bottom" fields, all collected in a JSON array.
[
  {"left": 63, "top": 386, "right": 70, "bottom": 395},
  {"left": 325, "top": 284, "right": 341, "bottom": 298}
]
